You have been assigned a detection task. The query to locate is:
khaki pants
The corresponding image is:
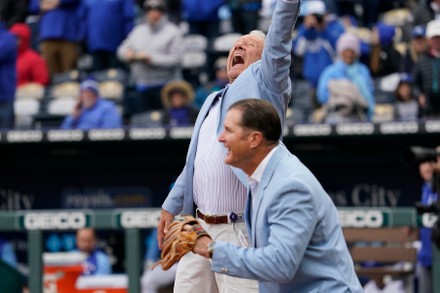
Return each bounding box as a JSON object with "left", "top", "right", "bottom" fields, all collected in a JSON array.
[
  {"left": 41, "top": 40, "right": 78, "bottom": 78},
  {"left": 173, "top": 219, "right": 259, "bottom": 293}
]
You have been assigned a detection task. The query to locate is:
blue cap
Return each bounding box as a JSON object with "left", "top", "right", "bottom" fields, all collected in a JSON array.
[
  {"left": 412, "top": 25, "right": 426, "bottom": 38},
  {"left": 80, "top": 79, "right": 99, "bottom": 96}
]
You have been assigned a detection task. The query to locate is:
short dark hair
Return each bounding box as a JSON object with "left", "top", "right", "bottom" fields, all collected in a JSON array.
[{"left": 228, "top": 98, "right": 281, "bottom": 143}]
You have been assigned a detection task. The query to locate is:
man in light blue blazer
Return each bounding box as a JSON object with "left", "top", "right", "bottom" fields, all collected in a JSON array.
[
  {"left": 158, "top": 0, "right": 302, "bottom": 292},
  {"left": 192, "top": 99, "right": 363, "bottom": 293}
]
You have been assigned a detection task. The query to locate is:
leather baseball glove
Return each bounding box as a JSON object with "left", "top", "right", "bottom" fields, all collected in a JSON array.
[{"left": 153, "top": 215, "right": 210, "bottom": 270}]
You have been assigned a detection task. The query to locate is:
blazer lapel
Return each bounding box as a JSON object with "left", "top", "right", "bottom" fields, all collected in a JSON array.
[{"left": 251, "top": 146, "right": 287, "bottom": 244}]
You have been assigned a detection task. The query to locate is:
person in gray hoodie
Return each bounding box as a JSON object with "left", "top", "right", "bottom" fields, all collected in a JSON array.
[{"left": 117, "top": 0, "right": 183, "bottom": 113}]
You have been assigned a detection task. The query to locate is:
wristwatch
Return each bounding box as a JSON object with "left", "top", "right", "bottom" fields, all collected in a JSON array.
[{"left": 207, "top": 241, "right": 215, "bottom": 258}]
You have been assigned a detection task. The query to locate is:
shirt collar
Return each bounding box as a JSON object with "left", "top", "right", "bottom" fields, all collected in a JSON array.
[{"left": 248, "top": 145, "right": 279, "bottom": 186}]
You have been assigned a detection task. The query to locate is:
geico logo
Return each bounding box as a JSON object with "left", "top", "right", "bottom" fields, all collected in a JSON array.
[
  {"left": 24, "top": 212, "right": 86, "bottom": 230},
  {"left": 338, "top": 210, "right": 383, "bottom": 228},
  {"left": 422, "top": 213, "right": 438, "bottom": 228},
  {"left": 120, "top": 211, "right": 160, "bottom": 228}
]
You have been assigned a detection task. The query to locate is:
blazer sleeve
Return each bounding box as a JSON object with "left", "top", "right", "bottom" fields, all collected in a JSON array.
[
  {"left": 162, "top": 165, "right": 187, "bottom": 215},
  {"left": 259, "top": 0, "right": 301, "bottom": 94},
  {"left": 211, "top": 180, "right": 317, "bottom": 282},
  {"left": 212, "top": 168, "right": 319, "bottom": 283}
]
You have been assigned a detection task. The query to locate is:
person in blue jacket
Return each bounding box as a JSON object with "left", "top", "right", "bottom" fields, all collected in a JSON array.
[
  {"left": 75, "top": 228, "right": 112, "bottom": 276},
  {"left": 28, "top": 0, "right": 84, "bottom": 78},
  {"left": 317, "top": 32, "right": 375, "bottom": 121},
  {"left": 82, "top": 0, "right": 135, "bottom": 71},
  {"left": 417, "top": 160, "right": 438, "bottom": 293},
  {"left": 0, "top": 16, "right": 17, "bottom": 129},
  {"left": 61, "top": 79, "right": 122, "bottom": 129}
]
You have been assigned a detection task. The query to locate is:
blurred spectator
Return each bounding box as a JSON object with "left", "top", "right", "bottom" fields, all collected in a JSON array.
[
  {"left": 160, "top": 80, "right": 199, "bottom": 127},
  {"left": 140, "top": 228, "right": 177, "bottom": 293},
  {"left": 414, "top": 19, "right": 440, "bottom": 118},
  {"left": 82, "top": 0, "right": 135, "bottom": 72},
  {"left": 226, "top": 0, "right": 262, "bottom": 35},
  {"left": 75, "top": 228, "right": 112, "bottom": 276},
  {"left": 181, "top": 0, "right": 223, "bottom": 42},
  {"left": 117, "top": 0, "right": 183, "bottom": 113},
  {"left": 416, "top": 160, "right": 436, "bottom": 293},
  {"left": 0, "top": 18, "right": 18, "bottom": 129},
  {"left": 400, "top": 25, "right": 428, "bottom": 75},
  {"left": 0, "top": 236, "right": 18, "bottom": 269},
  {"left": 369, "top": 22, "right": 402, "bottom": 78},
  {"left": 411, "top": 0, "right": 440, "bottom": 28},
  {"left": 194, "top": 56, "right": 229, "bottom": 109},
  {"left": 0, "top": 0, "right": 29, "bottom": 29},
  {"left": 317, "top": 32, "right": 375, "bottom": 123},
  {"left": 293, "top": 0, "right": 344, "bottom": 109},
  {"left": 393, "top": 74, "right": 419, "bottom": 121},
  {"left": 340, "top": 15, "right": 372, "bottom": 65},
  {"left": 28, "top": 0, "right": 84, "bottom": 78},
  {"left": 61, "top": 79, "right": 122, "bottom": 129},
  {"left": 135, "top": 0, "right": 181, "bottom": 24},
  {"left": 9, "top": 23, "right": 50, "bottom": 87}
]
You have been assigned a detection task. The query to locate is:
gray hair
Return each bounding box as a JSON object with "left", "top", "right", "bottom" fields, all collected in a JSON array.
[{"left": 249, "top": 30, "right": 266, "bottom": 41}]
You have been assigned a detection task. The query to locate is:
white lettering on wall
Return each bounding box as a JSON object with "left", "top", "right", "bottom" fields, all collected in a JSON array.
[
  {"left": 338, "top": 210, "right": 384, "bottom": 227},
  {"left": 0, "top": 189, "right": 34, "bottom": 210},
  {"left": 327, "top": 184, "right": 401, "bottom": 207},
  {"left": 351, "top": 184, "right": 400, "bottom": 207},
  {"left": 24, "top": 212, "right": 87, "bottom": 230},
  {"left": 120, "top": 211, "right": 161, "bottom": 228}
]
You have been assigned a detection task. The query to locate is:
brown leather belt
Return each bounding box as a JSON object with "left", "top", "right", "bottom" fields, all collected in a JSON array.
[{"left": 196, "top": 209, "right": 244, "bottom": 224}]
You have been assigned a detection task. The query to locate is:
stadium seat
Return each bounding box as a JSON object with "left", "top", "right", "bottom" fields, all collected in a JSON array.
[
  {"left": 181, "top": 34, "right": 209, "bottom": 87},
  {"left": 47, "top": 97, "right": 77, "bottom": 116},
  {"left": 290, "top": 79, "right": 314, "bottom": 123},
  {"left": 212, "top": 33, "right": 242, "bottom": 53},
  {"left": 373, "top": 103, "right": 395, "bottom": 122},
  {"left": 50, "top": 82, "right": 81, "bottom": 100},
  {"left": 182, "top": 34, "right": 208, "bottom": 52},
  {"left": 130, "top": 110, "right": 164, "bottom": 127},
  {"left": 49, "top": 70, "right": 85, "bottom": 100},
  {"left": 15, "top": 83, "right": 45, "bottom": 101},
  {"left": 99, "top": 80, "right": 124, "bottom": 102},
  {"left": 14, "top": 98, "right": 40, "bottom": 129},
  {"left": 92, "top": 68, "right": 128, "bottom": 84},
  {"left": 92, "top": 68, "right": 128, "bottom": 104},
  {"left": 52, "top": 70, "right": 85, "bottom": 85}
]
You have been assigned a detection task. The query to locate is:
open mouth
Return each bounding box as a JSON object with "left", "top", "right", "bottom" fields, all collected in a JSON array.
[{"left": 232, "top": 55, "right": 245, "bottom": 67}]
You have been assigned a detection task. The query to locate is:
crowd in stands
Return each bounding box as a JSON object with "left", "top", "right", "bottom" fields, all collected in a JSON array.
[{"left": 0, "top": 0, "right": 440, "bottom": 130}]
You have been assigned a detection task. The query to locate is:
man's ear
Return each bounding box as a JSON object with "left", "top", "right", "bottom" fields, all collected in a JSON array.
[{"left": 249, "top": 131, "right": 263, "bottom": 149}]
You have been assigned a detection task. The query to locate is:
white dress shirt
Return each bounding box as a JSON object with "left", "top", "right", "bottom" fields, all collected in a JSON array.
[{"left": 193, "top": 92, "right": 247, "bottom": 214}]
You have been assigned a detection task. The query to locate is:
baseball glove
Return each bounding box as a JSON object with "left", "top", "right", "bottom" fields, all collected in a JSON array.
[{"left": 153, "top": 215, "right": 210, "bottom": 270}]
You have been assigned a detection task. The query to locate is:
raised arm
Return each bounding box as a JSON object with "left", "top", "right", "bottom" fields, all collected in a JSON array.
[{"left": 260, "top": 0, "right": 302, "bottom": 94}]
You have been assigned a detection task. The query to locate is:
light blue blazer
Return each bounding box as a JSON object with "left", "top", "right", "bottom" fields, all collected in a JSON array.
[
  {"left": 163, "top": 0, "right": 302, "bottom": 215},
  {"left": 212, "top": 145, "right": 363, "bottom": 293}
]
